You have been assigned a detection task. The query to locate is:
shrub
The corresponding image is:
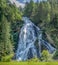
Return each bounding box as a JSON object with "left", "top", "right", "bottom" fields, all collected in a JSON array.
[
  {"left": 28, "top": 57, "right": 40, "bottom": 62},
  {"left": 41, "top": 50, "right": 53, "bottom": 62},
  {"left": 1, "top": 54, "right": 14, "bottom": 62},
  {"left": 53, "top": 50, "right": 58, "bottom": 59}
]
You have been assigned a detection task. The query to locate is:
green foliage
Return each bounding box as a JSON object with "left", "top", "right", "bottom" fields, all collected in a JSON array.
[
  {"left": 0, "top": 0, "right": 58, "bottom": 62},
  {"left": 0, "top": 0, "right": 22, "bottom": 61},
  {"left": 0, "top": 15, "right": 13, "bottom": 60},
  {"left": 34, "top": 1, "right": 51, "bottom": 24},
  {"left": 28, "top": 57, "right": 40, "bottom": 62},
  {"left": 1, "top": 54, "right": 14, "bottom": 62},
  {"left": 53, "top": 50, "right": 58, "bottom": 59},
  {"left": 24, "top": 0, "right": 58, "bottom": 59},
  {"left": 24, "top": 0, "right": 35, "bottom": 17},
  {"left": 41, "top": 50, "right": 53, "bottom": 62}
]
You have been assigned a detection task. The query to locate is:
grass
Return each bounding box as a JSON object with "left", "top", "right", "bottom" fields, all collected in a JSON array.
[{"left": 0, "top": 62, "right": 58, "bottom": 65}]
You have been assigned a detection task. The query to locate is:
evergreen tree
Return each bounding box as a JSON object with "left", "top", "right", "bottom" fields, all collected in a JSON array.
[
  {"left": 32, "top": 1, "right": 51, "bottom": 25},
  {"left": 24, "top": 0, "right": 34, "bottom": 17},
  {"left": 0, "top": 0, "right": 22, "bottom": 61},
  {"left": 0, "top": 15, "right": 13, "bottom": 61}
]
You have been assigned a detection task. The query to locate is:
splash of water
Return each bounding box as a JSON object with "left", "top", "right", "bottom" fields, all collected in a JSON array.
[{"left": 15, "top": 17, "right": 56, "bottom": 61}]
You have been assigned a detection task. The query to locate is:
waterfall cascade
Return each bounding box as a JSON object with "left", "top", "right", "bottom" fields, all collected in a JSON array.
[{"left": 15, "top": 17, "right": 56, "bottom": 61}]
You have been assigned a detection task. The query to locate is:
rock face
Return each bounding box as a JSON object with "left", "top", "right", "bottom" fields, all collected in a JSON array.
[
  {"left": 17, "top": 0, "right": 25, "bottom": 3},
  {"left": 17, "top": 0, "right": 32, "bottom": 3},
  {"left": 15, "top": 17, "right": 56, "bottom": 61}
]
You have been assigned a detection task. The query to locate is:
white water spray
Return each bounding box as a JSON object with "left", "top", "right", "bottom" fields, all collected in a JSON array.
[{"left": 15, "top": 17, "right": 56, "bottom": 61}]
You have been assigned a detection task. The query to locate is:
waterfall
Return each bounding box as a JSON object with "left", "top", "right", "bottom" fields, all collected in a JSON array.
[{"left": 15, "top": 17, "right": 56, "bottom": 61}]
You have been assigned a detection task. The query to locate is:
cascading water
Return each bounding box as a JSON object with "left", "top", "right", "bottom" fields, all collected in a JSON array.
[{"left": 15, "top": 17, "right": 56, "bottom": 61}]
